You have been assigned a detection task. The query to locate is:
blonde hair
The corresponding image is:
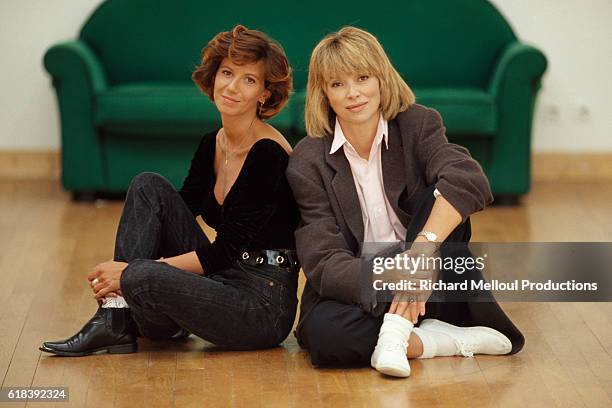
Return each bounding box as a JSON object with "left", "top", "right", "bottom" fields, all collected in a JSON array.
[{"left": 305, "top": 26, "right": 415, "bottom": 137}]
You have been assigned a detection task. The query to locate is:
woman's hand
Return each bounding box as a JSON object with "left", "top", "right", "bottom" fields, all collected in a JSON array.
[
  {"left": 389, "top": 294, "right": 426, "bottom": 324},
  {"left": 386, "top": 245, "right": 439, "bottom": 323},
  {"left": 87, "top": 261, "right": 128, "bottom": 300}
]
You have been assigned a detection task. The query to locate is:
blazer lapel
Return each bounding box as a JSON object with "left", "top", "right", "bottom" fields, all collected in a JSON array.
[
  {"left": 324, "top": 137, "right": 365, "bottom": 243},
  {"left": 382, "top": 120, "right": 410, "bottom": 226}
]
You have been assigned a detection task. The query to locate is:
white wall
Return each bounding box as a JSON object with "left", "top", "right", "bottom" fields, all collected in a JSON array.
[
  {"left": 0, "top": 0, "right": 610, "bottom": 152},
  {"left": 0, "top": 0, "right": 104, "bottom": 150},
  {"left": 490, "top": 0, "right": 612, "bottom": 152}
]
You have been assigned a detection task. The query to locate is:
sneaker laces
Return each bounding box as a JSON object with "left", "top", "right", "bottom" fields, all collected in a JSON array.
[{"left": 455, "top": 338, "right": 477, "bottom": 357}]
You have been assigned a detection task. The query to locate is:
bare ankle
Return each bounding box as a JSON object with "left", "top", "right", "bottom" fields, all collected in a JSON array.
[{"left": 406, "top": 331, "right": 423, "bottom": 358}]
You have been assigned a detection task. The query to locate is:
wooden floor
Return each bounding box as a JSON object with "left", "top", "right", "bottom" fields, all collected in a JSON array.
[{"left": 0, "top": 179, "right": 611, "bottom": 407}]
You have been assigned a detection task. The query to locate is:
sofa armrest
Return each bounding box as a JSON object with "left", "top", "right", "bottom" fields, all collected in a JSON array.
[
  {"left": 489, "top": 41, "right": 547, "bottom": 97},
  {"left": 43, "top": 40, "right": 108, "bottom": 191},
  {"left": 44, "top": 40, "right": 108, "bottom": 93},
  {"left": 487, "top": 41, "right": 548, "bottom": 195}
]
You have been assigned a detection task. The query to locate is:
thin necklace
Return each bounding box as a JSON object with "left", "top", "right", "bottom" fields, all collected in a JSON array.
[{"left": 222, "top": 116, "right": 257, "bottom": 166}]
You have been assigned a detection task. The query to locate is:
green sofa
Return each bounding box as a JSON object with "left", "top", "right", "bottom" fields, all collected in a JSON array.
[{"left": 44, "top": 0, "right": 547, "bottom": 202}]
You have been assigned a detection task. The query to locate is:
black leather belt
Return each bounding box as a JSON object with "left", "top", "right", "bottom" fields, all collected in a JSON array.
[{"left": 239, "top": 249, "right": 298, "bottom": 269}]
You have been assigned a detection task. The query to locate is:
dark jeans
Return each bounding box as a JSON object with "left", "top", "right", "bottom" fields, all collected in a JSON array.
[
  {"left": 297, "top": 185, "right": 525, "bottom": 366},
  {"left": 115, "top": 172, "right": 298, "bottom": 350}
]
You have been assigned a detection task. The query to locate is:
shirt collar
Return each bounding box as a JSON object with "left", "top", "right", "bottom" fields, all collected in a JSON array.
[{"left": 329, "top": 114, "right": 389, "bottom": 155}]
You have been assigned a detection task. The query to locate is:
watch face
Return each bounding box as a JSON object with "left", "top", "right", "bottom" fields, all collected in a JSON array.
[{"left": 426, "top": 232, "right": 437, "bottom": 242}]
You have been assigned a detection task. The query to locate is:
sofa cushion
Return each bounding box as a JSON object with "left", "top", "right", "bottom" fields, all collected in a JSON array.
[
  {"left": 95, "top": 82, "right": 294, "bottom": 136},
  {"left": 413, "top": 87, "right": 497, "bottom": 135}
]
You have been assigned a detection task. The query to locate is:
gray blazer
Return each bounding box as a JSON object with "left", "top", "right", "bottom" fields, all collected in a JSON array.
[{"left": 286, "top": 104, "right": 493, "bottom": 321}]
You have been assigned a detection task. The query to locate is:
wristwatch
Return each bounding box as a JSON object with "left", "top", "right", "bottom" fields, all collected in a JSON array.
[
  {"left": 417, "top": 231, "right": 438, "bottom": 243},
  {"left": 415, "top": 231, "right": 441, "bottom": 255}
]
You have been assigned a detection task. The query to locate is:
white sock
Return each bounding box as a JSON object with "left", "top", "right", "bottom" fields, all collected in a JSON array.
[
  {"left": 101, "top": 296, "right": 130, "bottom": 308},
  {"left": 413, "top": 326, "right": 457, "bottom": 358},
  {"left": 377, "top": 313, "right": 414, "bottom": 347}
]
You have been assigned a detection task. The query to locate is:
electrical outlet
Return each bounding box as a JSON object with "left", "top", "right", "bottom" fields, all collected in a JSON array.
[
  {"left": 543, "top": 104, "right": 560, "bottom": 121},
  {"left": 576, "top": 105, "right": 590, "bottom": 122}
]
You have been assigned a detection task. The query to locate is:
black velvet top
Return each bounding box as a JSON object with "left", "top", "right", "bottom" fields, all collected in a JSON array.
[{"left": 178, "top": 130, "right": 299, "bottom": 275}]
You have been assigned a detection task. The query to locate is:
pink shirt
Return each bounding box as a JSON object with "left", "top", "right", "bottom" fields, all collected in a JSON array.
[
  {"left": 330, "top": 115, "right": 441, "bottom": 244},
  {"left": 330, "top": 116, "right": 407, "bottom": 243}
]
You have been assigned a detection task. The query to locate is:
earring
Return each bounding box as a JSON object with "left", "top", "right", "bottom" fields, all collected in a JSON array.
[{"left": 258, "top": 100, "right": 265, "bottom": 117}]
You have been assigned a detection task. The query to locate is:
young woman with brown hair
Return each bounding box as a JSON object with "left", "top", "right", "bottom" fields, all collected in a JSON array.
[{"left": 40, "top": 25, "right": 300, "bottom": 355}]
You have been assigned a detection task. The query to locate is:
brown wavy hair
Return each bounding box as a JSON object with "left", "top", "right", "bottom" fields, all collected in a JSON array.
[{"left": 192, "top": 25, "right": 292, "bottom": 120}]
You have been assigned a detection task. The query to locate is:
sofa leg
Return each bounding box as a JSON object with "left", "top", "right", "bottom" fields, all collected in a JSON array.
[
  {"left": 72, "top": 191, "right": 97, "bottom": 202},
  {"left": 493, "top": 194, "right": 520, "bottom": 206}
]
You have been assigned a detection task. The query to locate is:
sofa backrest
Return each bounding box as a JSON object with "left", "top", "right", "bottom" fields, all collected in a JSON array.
[{"left": 81, "top": 0, "right": 516, "bottom": 89}]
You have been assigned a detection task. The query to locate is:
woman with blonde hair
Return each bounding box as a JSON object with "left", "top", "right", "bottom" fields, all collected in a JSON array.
[
  {"left": 40, "top": 25, "right": 300, "bottom": 355},
  {"left": 287, "top": 26, "right": 523, "bottom": 377}
]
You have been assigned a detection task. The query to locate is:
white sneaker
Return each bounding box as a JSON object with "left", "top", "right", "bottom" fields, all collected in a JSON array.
[
  {"left": 371, "top": 340, "right": 411, "bottom": 377},
  {"left": 371, "top": 314, "right": 413, "bottom": 378},
  {"left": 419, "top": 319, "right": 512, "bottom": 357}
]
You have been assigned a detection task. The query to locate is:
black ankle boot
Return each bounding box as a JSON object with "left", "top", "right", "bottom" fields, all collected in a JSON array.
[{"left": 39, "top": 308, "right": 137, "bottom": 356}]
